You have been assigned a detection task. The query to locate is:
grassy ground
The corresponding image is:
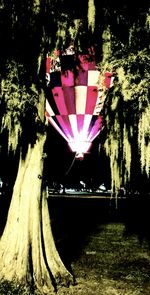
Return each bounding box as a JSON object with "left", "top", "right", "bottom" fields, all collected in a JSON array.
[
  {"left": 1, "top": 196, "right": 150, "bottom": 294},
  {"left": 59, "top": 222, "right": 150, "bottom": 295},
  {"left": 54, "top": 197, "right": 150, "bottom": 295}
]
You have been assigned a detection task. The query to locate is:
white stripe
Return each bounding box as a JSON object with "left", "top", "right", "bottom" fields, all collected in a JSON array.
[
  {"left": 75, "top": 86, "right": 87, "bottom": 114},
  {"left": 69, "top": 114, "right": 78, "bottom": 139},
  {"left": 88, "top": 70, "right": 100, "bottom": 86},
  {"left": 46, "top": 100, "right": 55, "bottom": 116},
  {"left": 110, "top": 76, "right": 114, "bottom": 88}
]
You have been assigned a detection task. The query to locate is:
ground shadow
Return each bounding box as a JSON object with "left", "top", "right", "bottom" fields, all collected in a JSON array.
[
  {"left": 48, "top": 197, "right": 122, "bottom": 268},
  {"left": 48, "top": 195, "right": 150, "bottom": 271}
]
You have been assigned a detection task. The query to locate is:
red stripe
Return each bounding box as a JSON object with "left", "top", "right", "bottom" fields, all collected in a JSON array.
[
  {"left": 52, "top": 87, "right": 68, "bottom": 115},
  {"left": 63, "top": 86, "right": 75, "bottom": 114},
  {"left": 85, "top": 86, "right": 98, "bottom": 114},
  {"left": 61, "top": 70, "right": 74, "bottom": 86},
  {"left": 46, "top": 57, "right": 51, "bottom": 73}
]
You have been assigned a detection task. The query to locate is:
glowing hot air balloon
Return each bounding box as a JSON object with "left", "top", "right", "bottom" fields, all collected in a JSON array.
[{"left": 45, "top": 45, "right": 113, "bottom": 159}]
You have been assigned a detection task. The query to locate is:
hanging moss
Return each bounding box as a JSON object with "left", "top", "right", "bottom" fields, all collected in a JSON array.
[
  {"left": 69, "top": 19, "right": 81, "bottom": 40},
  {"left": 88, "top": 0, "right": 95, "bottom": 33},
  {"left": 104, "top": 134, "right": 121, "bottom": 195},
  {"left": 33, "top": 0, "right": 40, "bottom": 15},
  {"left": 102, "top": 26, "right": 112, "bottom": 62},
  {"left": 146, "top": 11, "right": 150, "bottom": 29},
  {"left": 55, "top": 15, "right": 68, "bottom": 48},
  {"left": 138, "top": 105, "right": 150, "bottom": 176},
  {"left": 123, "top": 124, "right": 131, "bottom": 183},
  {"left": 1, "top": 61, "right": 39, "bottom": 152},
  {"left": 100, "top": 47, "right": 150, "bottom": 195}
]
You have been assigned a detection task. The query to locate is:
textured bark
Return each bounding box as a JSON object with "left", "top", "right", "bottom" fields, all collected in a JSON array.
[{"left": 0, "top": 134, "right": 73, "bottom": 293}]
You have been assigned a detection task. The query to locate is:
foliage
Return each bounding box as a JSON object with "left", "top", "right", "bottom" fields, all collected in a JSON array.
[
  {"left": 101, "top": 48, "right": 150, "bottom": 194},
  {"left": 0, "top": 1, "right": 149, "bottom": 194},
  {"left": 0, "top": 61, "right": 39, "bottom": 152},
  {"left": 88, "top": 0, "right": 95, "bottom": 33}
]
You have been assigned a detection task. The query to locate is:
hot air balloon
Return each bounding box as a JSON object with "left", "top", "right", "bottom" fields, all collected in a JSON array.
[{"left": 45, "top": 45, "right": 113, "bottom": 159}]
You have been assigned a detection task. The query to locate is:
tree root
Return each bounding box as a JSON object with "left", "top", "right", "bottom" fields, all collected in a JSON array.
[{"left": 55, "top": 272, "right": 76, "bottom": 289}]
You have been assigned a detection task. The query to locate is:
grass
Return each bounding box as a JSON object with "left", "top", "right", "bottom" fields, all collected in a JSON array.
[
  {"left": 58, "top": 222, "right": 150, "bottom": 295},
  {"left": 1, "top": 197, "right": 150, "bottom": 294}
]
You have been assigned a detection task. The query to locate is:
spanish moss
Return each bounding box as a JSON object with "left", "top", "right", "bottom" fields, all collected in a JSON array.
[{"left": 88, "top": 0, "right": 95, "bottom": 33}]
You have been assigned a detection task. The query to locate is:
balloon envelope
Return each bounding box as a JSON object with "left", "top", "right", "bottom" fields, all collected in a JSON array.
[{"left": 45, "top": 47, "right": 112, "bottom": 158}]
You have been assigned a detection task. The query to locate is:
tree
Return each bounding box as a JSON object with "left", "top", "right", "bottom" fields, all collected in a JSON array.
[
  {"left": 99, "top": 3, "right": 150, "bottom": 196},
  {"left": 0, "top": 0, "right": 101, "bottom": 293},
  {"left": 0, "top": 1, "right": 75, "bottom": 293}
]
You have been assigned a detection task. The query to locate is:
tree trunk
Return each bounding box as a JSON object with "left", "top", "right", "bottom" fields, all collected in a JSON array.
[{"left": 0, "top": 133, "right": 74, "bottom": 293}]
